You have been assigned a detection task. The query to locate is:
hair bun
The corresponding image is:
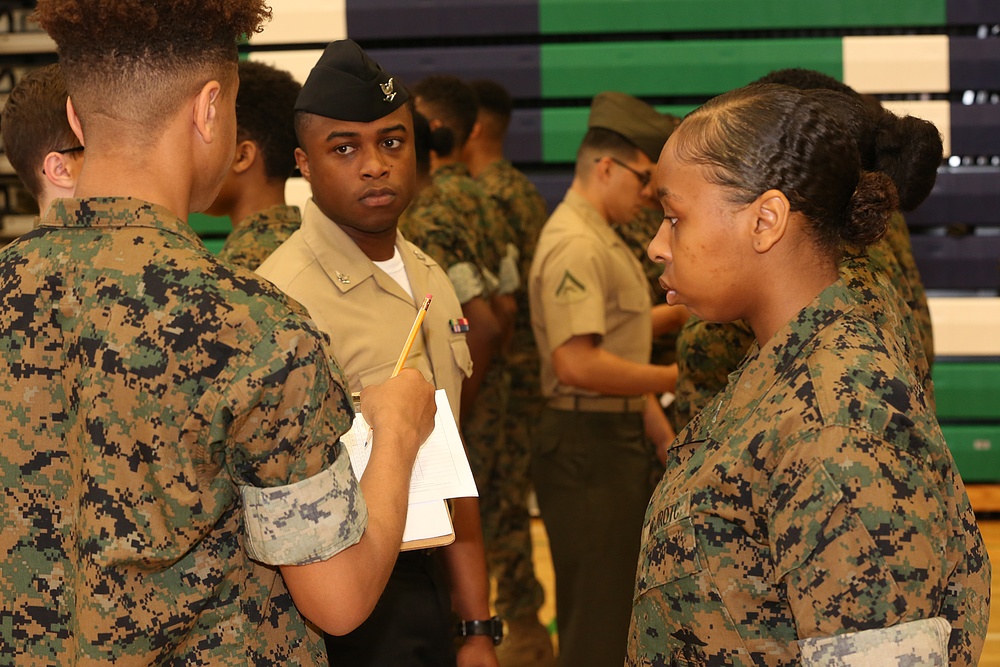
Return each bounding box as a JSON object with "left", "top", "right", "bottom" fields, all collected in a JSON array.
[
  {"left": 873, "top": 112, "right": 942, "bottom": 212},
  {"left": 842, "top": 171, "right": 898, "bottom": 246},
  {"left": 430, "top": 126, "right": 454, "bottom": 157}
]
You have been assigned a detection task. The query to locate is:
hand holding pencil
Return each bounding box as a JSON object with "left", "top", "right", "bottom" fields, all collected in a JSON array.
[{"left": 365, "top": 294, "right": 433, "bottom": 447}]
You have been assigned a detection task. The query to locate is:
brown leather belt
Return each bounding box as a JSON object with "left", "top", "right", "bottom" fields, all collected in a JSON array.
[{"left": 547, "top": 395, "right": 646, "bottom": 414}]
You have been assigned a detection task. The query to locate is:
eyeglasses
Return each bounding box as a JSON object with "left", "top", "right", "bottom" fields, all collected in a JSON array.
[
  {"left": 42, "top": 146, "right": 84, "bottom": 175},
  {"left": 596, "top": 156, "right": 651, "bottom": 187}
]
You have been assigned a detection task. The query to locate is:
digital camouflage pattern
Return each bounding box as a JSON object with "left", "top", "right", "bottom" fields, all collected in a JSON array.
[
  {"left": 399, "top": 179, "right": 487, "bottom": 305},
  {"left": 429, "top": 162, "right": 514, "bottom": 295},
  {"left": 884, "top": 210, "right": 934, "bottom": 367},
  {"left": 798, "top": 617, "right": 951, "bottom": 667},
  {"left": 401, "top": 163, "right": 535, "bottom": 620},
  {"left": 628, "top": 278, "right": 989, "bottom": 667},
  {"left": 672, "top": 233, "right": 935, "bottom": 430},
  {"left": 616, "top": 205, "right": 677, "bottom": 366},
  {"left": 476, "top": 158, "right": 548, "bottom": 620},
  {"left": 217, "top": 203, "right": 302, "bottom": 271},
  {"left": 673, "top": 317, "right": 755, "bottom": 430},
  {"left": 841, "top": 245, "right": 935, "bottom": 408},
  {"left": 478, "top": 159, "right": 548, "bottom": 293},
  {"left": 0, "top": 197, "right": 364, "bottom": 666}
]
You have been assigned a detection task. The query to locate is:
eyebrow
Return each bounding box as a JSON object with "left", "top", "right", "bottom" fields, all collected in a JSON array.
[
  {"left": 656, "top": 187, "right": 680, "bottom": 201},
  {"left": 323, "top": 124, "right": 408, "bottom": 143}
]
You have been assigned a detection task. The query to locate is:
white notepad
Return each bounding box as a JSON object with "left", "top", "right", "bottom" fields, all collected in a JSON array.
[{"left": 341, "top": 389, "right": 478, "bottom": 549}]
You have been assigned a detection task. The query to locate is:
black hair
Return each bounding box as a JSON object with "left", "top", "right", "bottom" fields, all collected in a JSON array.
[
  {"left": 411, "top": 108, "right": 454, "bottom": 173},
  {"left": 672, "top": 83, "right": 897, "bottom": 251},
  {"left": 755, "top": 68, "right": 856, "bottom": 96},
  {"left": 576, "top": 126, "right": 641, "bottom": 169},
  {"left": 412, "top": 75, "right": 478, "bottom": 149},
  {"left": 236, "top": 60, "right": 300, "bottom": 182},
  {"left": 468, "top": 79, "right": 513, "bottom": 137},
  {"left": 756, "top": 69, "right": 942, "bottom": 212}
]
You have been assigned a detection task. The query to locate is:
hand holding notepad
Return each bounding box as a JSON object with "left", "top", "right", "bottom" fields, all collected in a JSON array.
[{"left": 344, "top": 389, "right": 478, "bottom": 548}]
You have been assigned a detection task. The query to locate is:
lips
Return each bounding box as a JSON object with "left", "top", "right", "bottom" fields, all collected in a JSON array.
[
  {"left": 659, "top": 275, "right": 678, "bottom": 305},
  {"left": 359, "top": 187, "right": 396, "bottom": 207}
]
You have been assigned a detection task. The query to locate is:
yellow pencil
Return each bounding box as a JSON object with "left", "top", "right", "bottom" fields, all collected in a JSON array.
[
  {"left": 365, "top": 294, "right": 433, "bottom": 448},
  {"left": 391, "top": 294, "right": 433, "bottom": 377}
]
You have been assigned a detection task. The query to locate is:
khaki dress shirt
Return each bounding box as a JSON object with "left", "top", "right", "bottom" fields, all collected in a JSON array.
[
  {"left": 528, "top": 189, "right": 652, "bottom": 398},
  {"left": 257, "top": 199, "right": 473, "bottom": 421}
]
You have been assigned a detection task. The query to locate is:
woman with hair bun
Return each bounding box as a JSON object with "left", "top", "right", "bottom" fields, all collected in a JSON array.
[{"left": 629, "top": 84, "right": 989, "bottom": 667}]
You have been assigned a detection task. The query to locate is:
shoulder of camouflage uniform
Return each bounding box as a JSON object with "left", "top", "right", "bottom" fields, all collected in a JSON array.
[{"left": 400, "top": 200, "right": 483, "bottom": 271}]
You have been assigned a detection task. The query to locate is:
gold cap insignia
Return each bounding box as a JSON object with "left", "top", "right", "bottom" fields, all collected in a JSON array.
[{"left": 380, "top": 78, "right": 397, "bottom": 103}]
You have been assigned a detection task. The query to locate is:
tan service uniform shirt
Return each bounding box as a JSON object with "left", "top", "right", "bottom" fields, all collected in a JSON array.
[
  {"left": 257, "top": 199, "right": 473, "bottom": 421},
  {"left": 529, "top": 189, "right": 652, "bottom": 398}
]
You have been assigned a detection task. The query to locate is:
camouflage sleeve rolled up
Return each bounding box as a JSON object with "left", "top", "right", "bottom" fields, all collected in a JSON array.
[
  {"left": 798, "top": 617, "right": 951, "bottom": 666},
  {"left": 225, "top": 315, "right": 366, "bottom": 565},
  {"left": 432, "top": 164, "right": 514, "bottom": 297}
]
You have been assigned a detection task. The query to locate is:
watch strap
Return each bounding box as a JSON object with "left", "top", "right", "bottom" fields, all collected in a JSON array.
[{"left": 456, "top": 615, "right": 504, "bottom": 645}]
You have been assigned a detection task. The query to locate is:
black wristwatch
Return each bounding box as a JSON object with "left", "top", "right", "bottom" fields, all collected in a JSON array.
[{"left": 455, "top": 615, "right": 504, "bottom": 646}]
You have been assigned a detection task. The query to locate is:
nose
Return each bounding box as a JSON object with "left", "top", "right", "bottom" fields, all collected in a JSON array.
[
  {"left": 360, "top": 149, "right": 390, "bottom": 179},
  {"left": 647, "top": 219, "right": 672, "bottom": 264}
]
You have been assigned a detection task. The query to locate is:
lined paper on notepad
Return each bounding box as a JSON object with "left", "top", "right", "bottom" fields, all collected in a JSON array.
[{"left": 341, "top": 389, "right": 479, "bottom": 505}]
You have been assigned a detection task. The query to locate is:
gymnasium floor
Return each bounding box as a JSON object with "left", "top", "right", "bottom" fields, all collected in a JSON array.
[{"left": 527, "top": 507, "right": 1000, "bottom": 663}]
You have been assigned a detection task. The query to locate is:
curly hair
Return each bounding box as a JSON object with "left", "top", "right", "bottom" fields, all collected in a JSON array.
[
  {"left": 672, "top": 84, "right": 894, "bottom": 252},
  {"left": 235, "top": 61, "right": 300, "bottom": 182},
  {"left": 413, "top": 75, "right": 478, "bottom": 150},
  {"left": 34, "top": 0, "right": 271, "bottom": 131},
  {"left": 1, "top": 64, "right": 77, "bottom": 200}
]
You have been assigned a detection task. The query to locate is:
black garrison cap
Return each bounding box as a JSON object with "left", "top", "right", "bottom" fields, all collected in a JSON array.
[
  {"left": 295, "top": 39, "right": 409, "bottom": 122},
  {"left": 588, "top": 91, "right": 681, "bottom": 163}
]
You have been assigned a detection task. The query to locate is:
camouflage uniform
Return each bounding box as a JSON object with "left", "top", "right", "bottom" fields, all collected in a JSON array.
[
  {"left": 399, "top": 180, "right": 487, "bottom": 305},
  {"left": 477, "top": 158, "right": 548, "bottom": 621},
  {"left": 0, "top": 197, "right": 364, "bottom": 666},
  {"left": 404, "top": 164, "right": 531, "bottom": 628},
  {"left": 884, "top": 210, "right": 934, "bottom": 367},
  {"left": 673, "top": 317, "right": 756, "bottom": 430},
  {"left": 616, "top": 205, "right": 675, "bottom": 366},
  {"left": 842, "top": 241, "right": 935, "bottom": 408},
  {"left": 628, "top": 278, "right": 990, "bottom": 667},
  {"left": 217, "top": 203, "right": 302, "bottom": 271}
]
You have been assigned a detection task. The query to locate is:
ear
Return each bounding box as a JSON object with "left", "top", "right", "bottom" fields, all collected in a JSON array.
[
  {"left": 41, "top": 151, "right": 80, "bottom": 191},
  {"left": 592, "top": 155, "right": 614, "bottom": 185},
  {"left": 294, "top": 147, "right": 312, "bottom": 183},
  {"left": 468, "top": 120, "right": 483, "bottom": 142},
  {"left": 232, "top": 140, "right": 258, "bottom": 175},
  {"left": 193, "top": 80, "right": 223, "bottom": 144},
  {"left": 749, "top": 189, "right": 790, "bottom": 254},
  {"left": 66, "top": 97, "right": 85, "bottom": 146}
]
